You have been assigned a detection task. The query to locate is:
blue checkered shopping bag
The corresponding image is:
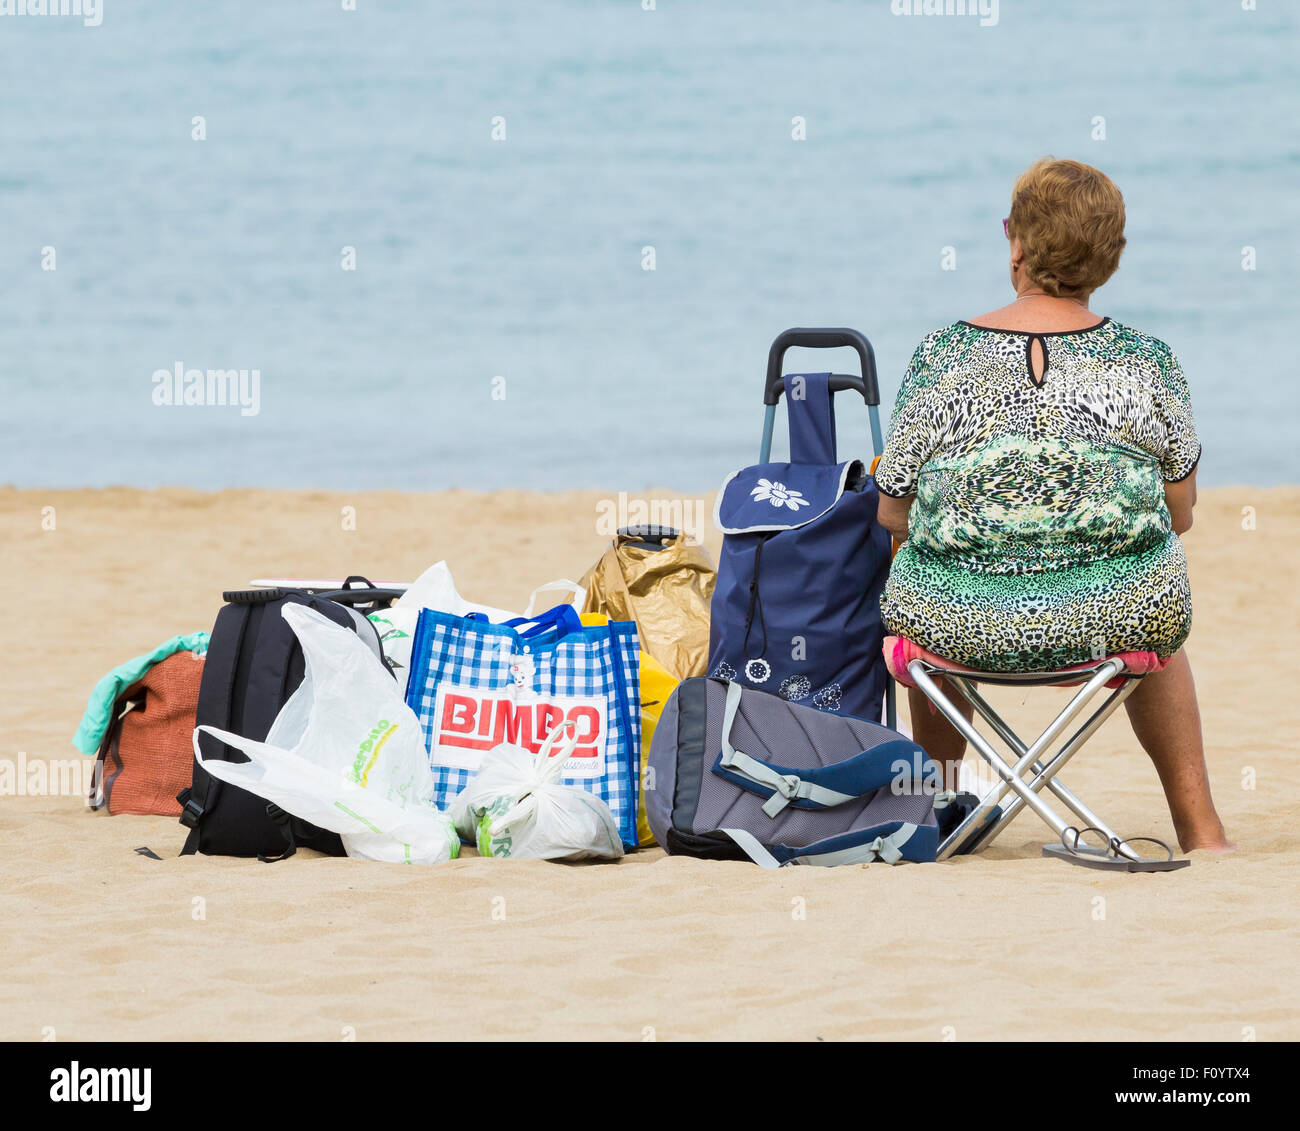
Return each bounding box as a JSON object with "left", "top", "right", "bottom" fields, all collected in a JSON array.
[{"left": 405, "top": 605, "right": 641, "bottom": 848}]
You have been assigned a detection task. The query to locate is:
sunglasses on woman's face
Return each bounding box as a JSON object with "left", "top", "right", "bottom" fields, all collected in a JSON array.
[{"left": 1003, "top": 217, "right": 1010, "bottom": 238}]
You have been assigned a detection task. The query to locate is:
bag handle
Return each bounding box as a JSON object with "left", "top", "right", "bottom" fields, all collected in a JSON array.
[
  {"left": 501, "top": 604, "right": 584, "bottom": 639},
  {"left": 523, "top": 578, "right": 585, "bottom": 619},
  {"left": 315, "top": 587, "right": 406, "bottom": 608},
  {"left": 224, "top": 583, "right": 404, "bottom": 608},
  {"left": 759, "top": 327, "right": 885, "bottom": 462},
  {"left": 763, "top": 328, "right": 879, "bottom": 407},
  {"left": 463, "top": 604, "right": 583, "bottom": 639},
  {"left": 532, "top": 720, "right": 580, "bottom": 785},
  {"left": 487, "top": 722, "right": 580, "bottom": 836}
]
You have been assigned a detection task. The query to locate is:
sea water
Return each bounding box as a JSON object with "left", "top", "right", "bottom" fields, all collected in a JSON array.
[{"left": 1, "top": 0, "right": 1296, "bottom": 491}]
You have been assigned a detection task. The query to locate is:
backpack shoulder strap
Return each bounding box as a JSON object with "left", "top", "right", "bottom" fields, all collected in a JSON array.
[
  {"left": 719, "top": 823, "right": 921, "bottom": 868},
  {"left": 177, "top": 602, "right": 251, "bottom": 853},
  {"left": 256, "top": 804, "right": 299, "bottom": 863},
  {"left": 303, "top": 593, "right": 386, "bottom": 670}
]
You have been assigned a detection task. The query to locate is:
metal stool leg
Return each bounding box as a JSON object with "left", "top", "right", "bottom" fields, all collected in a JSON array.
[
  {"left": 913, "top": 660, "right": 1122, "bottom": 860},
  {"left": 952, "top": 678, "right": 1141, "bottom": 857}
]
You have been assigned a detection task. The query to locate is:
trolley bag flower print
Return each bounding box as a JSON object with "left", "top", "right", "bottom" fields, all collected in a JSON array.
[
  {"left": 404, "top": 603, "right": 641, "bottom": 848},
  {"left": 750, "top": 479, "right": 811, "bottom": 511}
]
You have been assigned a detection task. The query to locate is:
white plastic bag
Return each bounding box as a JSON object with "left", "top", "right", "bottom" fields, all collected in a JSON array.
[
  {"left": 193, "top": 602, "right": 458, "bottom": 865},
  {"left": 449, "top": 722, "right": 623, "bottom": 862},
  {"left": 397, "top": 560, "right": 520, "bottom": 621},
  {"left": 367, "top": 561, "right": 515, "bottom": 688},
  {"left": 368, "top": 561, "right": 584, "bottom": 691},
  {"left": 522, "top": 578, "right": 585, "bottom": 618}
]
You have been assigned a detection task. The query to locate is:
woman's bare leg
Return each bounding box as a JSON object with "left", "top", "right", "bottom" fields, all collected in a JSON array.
[
  {"left": 1123, "top": 650, "right": 1231, "bottom": 852},
  {"left": 908, "top": 681, "right": 976, "bottom": 792}
]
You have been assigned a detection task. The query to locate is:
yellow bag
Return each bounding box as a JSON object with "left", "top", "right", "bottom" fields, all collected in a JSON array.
[
  {"left": 580, "top": 613, "right": 678, "bottom": 847},
  {"left": 635, "top": 652, "right": 679, "bottom": 848},
  {"left": 579, "top": 529, "right": 715, "bottom": 681}
]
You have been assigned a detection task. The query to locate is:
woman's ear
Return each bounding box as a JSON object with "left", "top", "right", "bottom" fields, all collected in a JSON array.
[{"left": 1009, "top": 236, "right": 1024, "bottom": 270}]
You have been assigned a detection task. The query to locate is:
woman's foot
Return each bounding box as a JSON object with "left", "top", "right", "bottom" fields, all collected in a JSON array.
[{"left": 1181, "top": 833, "right": 1236, "bottom": 855}]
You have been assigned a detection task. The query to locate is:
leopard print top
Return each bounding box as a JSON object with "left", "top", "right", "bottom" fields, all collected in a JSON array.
[{"left": 874, "top": 318, "right": 1200, "bottom": 671}]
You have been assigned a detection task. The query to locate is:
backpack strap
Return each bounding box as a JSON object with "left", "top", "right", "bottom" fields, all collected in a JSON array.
[
  {"left": 257, "top": 804, "right": 298, "bottom": 863},
  {"left": 328, "top": 599, "right": 387, "bottom": 666},
  {"left": 714, "top": 680, "right": 928, "bottom": 816},
  {"left": 718, "top": 823, "right": 920, "bottom": 868},
  {"left": 177, "top": 603, "right": 253, "bottom": 853}
]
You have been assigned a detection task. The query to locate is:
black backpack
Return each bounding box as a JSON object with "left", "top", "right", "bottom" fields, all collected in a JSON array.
[{"left": 177, "top": 579, "right": 401, "bottom": 861}]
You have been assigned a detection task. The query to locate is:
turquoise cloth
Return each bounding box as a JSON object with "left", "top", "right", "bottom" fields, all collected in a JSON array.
[{"left": 72, "top": 632, "right": 210, "bottom": 756}]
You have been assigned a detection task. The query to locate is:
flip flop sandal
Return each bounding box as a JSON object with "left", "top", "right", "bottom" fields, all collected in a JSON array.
[{"left": 1042, "top": 826, "right": 1191, "bottom": 872}]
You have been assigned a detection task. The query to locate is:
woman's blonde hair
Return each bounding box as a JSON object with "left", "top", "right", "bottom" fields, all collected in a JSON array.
[{"left": 1007, "top": 158, "right": 1127, "bottom": 297}]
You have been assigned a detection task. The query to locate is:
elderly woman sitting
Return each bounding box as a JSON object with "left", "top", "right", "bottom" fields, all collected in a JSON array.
[{"left": 873, "top": 157, "right": 1229, "bottom": 852}]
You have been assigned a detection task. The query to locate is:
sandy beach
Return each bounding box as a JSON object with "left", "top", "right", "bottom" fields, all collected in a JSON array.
[{"left": 1, "top": 484, "right": 1296, "bottom": 1042}]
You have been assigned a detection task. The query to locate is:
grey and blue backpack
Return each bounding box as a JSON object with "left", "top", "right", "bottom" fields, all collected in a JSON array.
[{"left": 646, "top": 677, "right": 968, "bottom": 866}]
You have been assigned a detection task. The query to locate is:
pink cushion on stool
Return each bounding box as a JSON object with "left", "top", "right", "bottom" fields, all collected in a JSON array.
[{"left": 882, "top": 636, "right": 1169, "bottom": 691}]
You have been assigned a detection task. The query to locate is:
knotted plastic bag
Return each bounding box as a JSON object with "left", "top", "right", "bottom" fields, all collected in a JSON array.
[{"left": 449, "top": 722, "right": 623, "bottom": 862}]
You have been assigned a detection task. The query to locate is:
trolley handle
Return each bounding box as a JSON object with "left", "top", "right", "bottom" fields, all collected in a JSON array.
[{"left": 763, "top": 327, "right": 879, "bottom": 407}]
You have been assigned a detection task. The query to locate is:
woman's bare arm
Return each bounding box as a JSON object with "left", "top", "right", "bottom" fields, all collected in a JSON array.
[
  {"left": 1165, "top": 469, "right": 1197, "bottom": 535},
  {"left": 877, "top": 492, "right": 914, "bottom": 543}
]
